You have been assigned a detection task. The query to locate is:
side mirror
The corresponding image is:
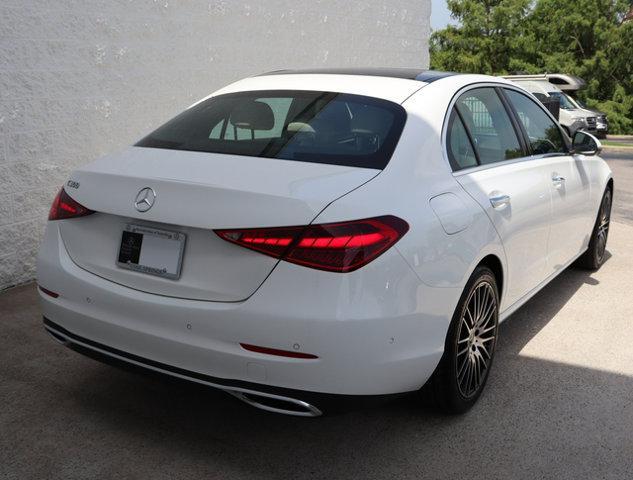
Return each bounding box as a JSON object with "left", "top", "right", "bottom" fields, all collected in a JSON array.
[{"left": 572, "top": 130, "right": 602, "bottom": 156}]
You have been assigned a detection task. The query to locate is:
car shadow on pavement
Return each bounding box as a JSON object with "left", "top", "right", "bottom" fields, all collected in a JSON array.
[{"left": 3, "top": 251, "right": 631, "bottom": 479}]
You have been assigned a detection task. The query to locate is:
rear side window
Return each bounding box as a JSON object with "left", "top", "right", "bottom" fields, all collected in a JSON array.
[
  {"left": 504, "top": 89, "right": 567, "bottom": 156},
  {"left": 136, "top": 90, "right": 407, "bottom": 169},
  {"left": 455, "top": 88, "right": 523, "bottom": 165},
  {"left": 447, "top": 110, "right": 478, "bottom": 170}
]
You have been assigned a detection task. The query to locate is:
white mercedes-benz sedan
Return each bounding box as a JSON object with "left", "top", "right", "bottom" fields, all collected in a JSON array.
[{"left": 37, "top": 68, "right": 613, "bottom": 416}]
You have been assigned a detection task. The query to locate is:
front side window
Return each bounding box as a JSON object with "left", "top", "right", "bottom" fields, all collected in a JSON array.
[
  {"left": 455, "top": 88, "right": 524, "bottom": 165},
  {"left": 505, "top": 89, "right": 567, "bottom": 156},
  {"left": 563, "top": 93, "right": 582, "bottom": 109},
  {"left": 137, "top": 90, "right": 406, "bottom": 169},
  {"left": 547, "top": 91, "right": 576, "bottom": 110}
]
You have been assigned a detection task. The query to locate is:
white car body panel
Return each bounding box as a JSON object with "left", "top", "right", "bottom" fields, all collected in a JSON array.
[
  {"left": 454, "top": 159, "right": 552, "bottom": 309},
  {"left": 67, "top": 146, "right": 379, "bottom": 230},
  {"left": 60, "top": 147, "right": 379, "bottom": 301},
  {"left": 37, "top": 71, "right": 613, "bottom": 412}
]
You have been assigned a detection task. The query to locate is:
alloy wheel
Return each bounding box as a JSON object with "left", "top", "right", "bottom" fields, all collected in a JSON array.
[
  {"left": 455, "top": 281, "right": 497, "bottom": 398},
  {"left": 596, "top": 192, "right": 611, "bottom": 264}
]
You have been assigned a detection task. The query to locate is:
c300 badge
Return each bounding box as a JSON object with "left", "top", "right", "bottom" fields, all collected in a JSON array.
[{"left": 66, "top": 180, "right": 80, "bottom": 189}]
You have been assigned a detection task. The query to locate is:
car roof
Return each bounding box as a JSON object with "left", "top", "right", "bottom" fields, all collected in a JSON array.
[
  {"left": 198, "top": 70, "right": 516, "bottom": 108},
  {"left": 209, "top": 69, "right": 460, "bottom": 105},
  {"left": 260, "top": 68, "right": 458, "bottom": 83}
]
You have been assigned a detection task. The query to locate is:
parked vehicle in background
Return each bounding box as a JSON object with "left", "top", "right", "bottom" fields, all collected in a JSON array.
[
  {"left": 545, "top": 74, "right": 608, "bottom": 138},
  {"left": 502, "top": 75, "right": 594, "bottom": 138},
  {"left": 507, "top": 74, "right": 608, "bottom": 139},
  {"left": 547, "top": 90, "right": 603, "bottom": 137},
  {"left": 545, "top": 73, "right": 586, "bottom": 92},
  {"left": 565, "top": 94, "right": 608, "bottom": 139}
]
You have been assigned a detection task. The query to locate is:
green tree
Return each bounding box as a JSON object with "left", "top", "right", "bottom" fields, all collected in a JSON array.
[
  {"left": 430, "top": 0, "right": 532, "bottom": 74},
  {"left": 431, "top": 0, "right": 633, "bottom": 133}
]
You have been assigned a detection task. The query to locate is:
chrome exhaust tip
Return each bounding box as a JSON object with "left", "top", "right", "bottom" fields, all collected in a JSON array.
[{"left": 227, "top": 389, "right": 322, "bottom": 417}]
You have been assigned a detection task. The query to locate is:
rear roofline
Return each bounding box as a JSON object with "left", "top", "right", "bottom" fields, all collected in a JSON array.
[
  {"left": 205, "top": 71, "right": 444, "bottom": 105},
  {"left": 259, "top": 68, "right": 458, "bottom": 83}
]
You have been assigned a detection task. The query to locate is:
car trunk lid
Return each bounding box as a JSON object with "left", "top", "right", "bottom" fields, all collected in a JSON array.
[{"left": 58, "top": 147, "right": 378, "bottom": 302}]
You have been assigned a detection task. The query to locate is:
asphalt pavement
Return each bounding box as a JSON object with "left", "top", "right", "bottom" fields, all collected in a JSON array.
[
  {"left": 602, "top": 149, "right": 633, "bottom": 225},
  {"left": 1, "top": 149, "right": 633, "bottom": 480}
]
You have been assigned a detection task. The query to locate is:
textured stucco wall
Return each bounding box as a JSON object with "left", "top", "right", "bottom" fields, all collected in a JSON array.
[{"left": 0, "top": 0, "right": 430, "bottom": 290}]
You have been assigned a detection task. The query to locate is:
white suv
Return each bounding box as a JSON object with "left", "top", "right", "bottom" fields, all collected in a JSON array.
[{"left": 502, "top": 76, "right": 592, "bottom": 137}]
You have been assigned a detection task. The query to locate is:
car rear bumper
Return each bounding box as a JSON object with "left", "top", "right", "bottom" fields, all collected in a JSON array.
[
  {"left": 44, "top": 317, "right": 409, "bottom": 416},
  {"left": 37, "top": 222, "right": 459, "bottom": 402}
]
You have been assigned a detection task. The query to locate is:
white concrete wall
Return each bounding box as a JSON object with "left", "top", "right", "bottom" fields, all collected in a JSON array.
[{"left": 0, "top": 0, "right": 430, "bottom": 290}]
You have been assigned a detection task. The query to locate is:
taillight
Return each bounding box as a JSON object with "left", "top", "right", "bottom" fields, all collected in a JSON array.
[
  {"left": 215, "top": 215, "right": 409, "bottom": 273},
  {"left": 48, "top": 188, "right": 94, "bottom": 221}
]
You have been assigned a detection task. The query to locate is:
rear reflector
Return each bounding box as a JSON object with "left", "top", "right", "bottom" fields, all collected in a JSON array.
[
  {"left": 240, "top": 343, "right": 318, "bottom": 359},
  {"left": 216, "top": 215, "right": 409, "bottom": 273},
  {"left": 38, "top": 286, "right": 59, "bottom": 298},
  {"left": 48, "top": 188, "right": 94, "bottom": 221}
]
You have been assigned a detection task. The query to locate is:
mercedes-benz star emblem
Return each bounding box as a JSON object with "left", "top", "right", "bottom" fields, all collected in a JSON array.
[{"left": 134, "top": 187, "right": 156, "bottom": 213}]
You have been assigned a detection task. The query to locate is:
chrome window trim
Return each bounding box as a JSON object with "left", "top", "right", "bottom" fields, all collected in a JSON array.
[
  {"left": 441, "top": 82, "right": 570, "bottom": 176},
  {"left": 451, "top": 151, "right": 569, "bottom": 177}
]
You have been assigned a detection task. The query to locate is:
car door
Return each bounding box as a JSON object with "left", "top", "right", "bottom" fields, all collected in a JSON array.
[
  {"left": 503, "top": 88, "right": 593, "bottom": 272},
  {"left": 448, "top": 86, "right": 553, "bottom": 309}
]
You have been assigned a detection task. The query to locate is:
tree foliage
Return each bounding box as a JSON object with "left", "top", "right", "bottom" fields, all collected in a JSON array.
[{"left": 430, "top": 0, "right": 633, "bottom": 133}]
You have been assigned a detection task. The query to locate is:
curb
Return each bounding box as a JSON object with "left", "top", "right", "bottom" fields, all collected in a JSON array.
[{"left": 602, "top": 145, "right": 633, "bottom": 154}]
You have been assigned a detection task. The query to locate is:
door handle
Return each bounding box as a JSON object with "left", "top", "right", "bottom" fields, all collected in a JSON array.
[
  {"left": 552, "top": 174, "right": 565, "bottom": 188},
  {"left": 489, "top": 194, "right": 510, "bottom": 209}
]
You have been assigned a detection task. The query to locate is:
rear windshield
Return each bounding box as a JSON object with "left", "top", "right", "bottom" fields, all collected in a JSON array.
[{"left": 136, "top": 90, "right": 406, "bottom": 169}]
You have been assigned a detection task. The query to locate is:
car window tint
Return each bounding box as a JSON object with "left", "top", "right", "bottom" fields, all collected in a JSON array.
[
  {"left": 219, "top": 97, "right": 294, "bottom": 140},
  {"left": 455, "top": 88, "right": 523, "bottom": 165},
  {"left": 447, "top": 109, "right": 478, "bottom": 170},
  {"left": 505, "top": 89, "right": 566, "bottom": 156},
  {"left": 136, "top": 90, "right": 407, "bottom": 169}
]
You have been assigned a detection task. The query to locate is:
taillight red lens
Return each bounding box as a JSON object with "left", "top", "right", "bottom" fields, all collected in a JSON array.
[
  {"left": 215, "top": 215, "right": 409, "bottom": 273},
  {"left": 48, "top": 188, "right": 94, "bottom": 221}
]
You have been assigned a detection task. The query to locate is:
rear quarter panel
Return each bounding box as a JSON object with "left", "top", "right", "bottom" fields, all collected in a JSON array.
[
  {"left": 315, "top": 79, "right": 507, "bottom": 300},
  {"left": 584, "top": 153, "right": 613, "bottom": 216}
]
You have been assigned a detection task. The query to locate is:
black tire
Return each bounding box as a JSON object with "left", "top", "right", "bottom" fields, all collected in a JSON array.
[
  {"left": 576, "top": 188, "right": 612, "bottom": 270},
  {"left": 424, "top": 266, "right": 499, "bottom": 413}
]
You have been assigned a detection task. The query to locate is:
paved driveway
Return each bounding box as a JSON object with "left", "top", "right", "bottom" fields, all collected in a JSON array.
[
  {"left": 1, "top": 150, "right": 632, "bottom": 480},
  {"left": 602, "top": 149, "right": 633, "bottom": 225}
]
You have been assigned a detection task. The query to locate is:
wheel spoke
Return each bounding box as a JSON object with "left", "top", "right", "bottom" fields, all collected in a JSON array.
[
  {"left": 477, "top": 297, "right": 495, "bottom": 327},
  {"left": 458, "top": 356, "right": 470, "bottom": 385},
  {"left": 477, "top": 287, "right": 485, "bottom": 321},
  {"left": 481, "top": 324, "right": 496, "bottom": 335},
  {"left": 465, "top": 309, "right": 475, "bottom": 329},
  {"left": 465, "top": 360, "right": 474, "bottom": 394},
  {"left": 457, "top": 353, "right": 470, "bottom": 380},
  {"left": 473, "top": 356, "right": 481, "bottom": 388},
  {"left": 472, "top": 291, "right": 479, "bottom": 325},
  {"left": 476, "top": 352, "right": 486, "bottom": 380}
]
